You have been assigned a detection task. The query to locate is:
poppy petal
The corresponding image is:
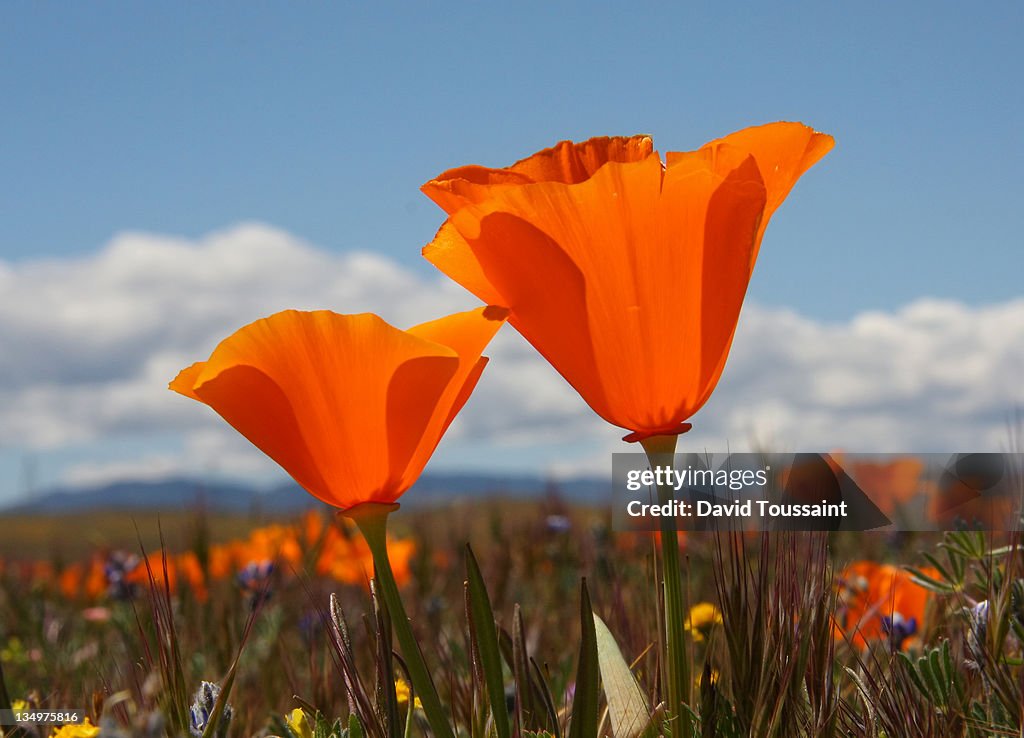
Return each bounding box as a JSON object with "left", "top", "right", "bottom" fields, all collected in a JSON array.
[
  {"left": 691, "top": 122, "right": 835, "bottom": 263},
  {"left": 391, "top": 306, "right": 507, "bottom": 491},
  {"left": 429, "top": 208, "right": 613, "bottom": 425},
  {"left": 663, "top": 145, "right": 768, "bottom": 412},
  {"left": 179, "top": 362, "right": 332, "bottom": 501},
  {"left": 382, "top": 354, "right": 463, "bottom": 498},
  {"left": 422, "top": 135, "right": 654, "bottom": 214},
  {"left": 422, "top": 221, "right": 506, "bottom": 306},
  {"left": 168, "top": 362, "right": 206, "bottom": 401},
  {"left": 440, "top": 356, "right": 488, "bottom": 437},
  {"left": 505, "top": 135, "right": 654, "bottom": 185}
]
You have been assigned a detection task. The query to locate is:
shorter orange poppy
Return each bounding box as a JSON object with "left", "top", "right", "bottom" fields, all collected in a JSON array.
[{"left": 170, "top": 307, "right": 506, "bottom": 509}]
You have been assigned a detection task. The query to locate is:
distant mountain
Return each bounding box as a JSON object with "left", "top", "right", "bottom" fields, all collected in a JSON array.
[
  {"left": 1, "top": 473, "right": 612, "bottom": 515},
  {"left": 1, "top": 477, "right": 260, "bottom": 515}
]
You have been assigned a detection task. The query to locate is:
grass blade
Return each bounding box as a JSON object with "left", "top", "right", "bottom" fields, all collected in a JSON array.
[
  {"left": 465, "top": 544, "right": 511, "bottom": 738},
  {"left": 568, "top": 579, "right": 599, "bottom": 738},
  {"left": 512, "top": 605, "right": 537, "bottom": 732}
]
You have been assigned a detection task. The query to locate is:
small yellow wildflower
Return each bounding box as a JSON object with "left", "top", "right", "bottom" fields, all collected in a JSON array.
[
  {"left": 684, "top": 602, "right": 723, "bottom": 642},
  {"left": 50, "top": 718, "right": 100, "bottom": 738},
  {"left": 11, "top": 700, "right": 29, "bottom": 713},
  {"left": 394, "top": 679, "right": 423, "bottom": 710},
  {"left": 285, "top": 707, "right": 313, "bottom": 738}
]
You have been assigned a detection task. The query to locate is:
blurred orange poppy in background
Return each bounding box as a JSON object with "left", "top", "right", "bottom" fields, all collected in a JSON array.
[
  {"left": 837, "top": 561, "right": 933, "bottom": 649},
  {"left": 837, "top": 454, "right": 926, "bottom": 517},
  {"left": 170, "top": 307, "right": 506, "bottom": 509},
  {"left": 422, "top": 123, "right": 833, "bottom": 440}
]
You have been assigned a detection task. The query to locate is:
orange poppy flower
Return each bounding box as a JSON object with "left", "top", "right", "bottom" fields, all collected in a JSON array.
[
  {"left": 127, "top": 551, "right": 178, "bottom": 592},
  {"left": 59, "top": 562, "right": 85, "bottom": 600},
  {"left": 843, "top": 455, "right": 925, "bottom": 517},
  {"left": 170, "top": 307, "right": 506, "bottom": 509},
  {"left": 176, "top": 551, "right": 208, "bottom": 602},
  {"left": 836, "top": 561, "right": 934, "bottom": 649},
  {"left": 422, "top": 123, "right": 832, "bottom": 440},
  {"left": 208, "top": 541, "right": 241, "bottom": 580}
]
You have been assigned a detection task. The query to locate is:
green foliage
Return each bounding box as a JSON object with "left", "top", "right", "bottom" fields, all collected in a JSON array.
[
  {"left": 3, "top": 506, "right": 1024, "bottom": 737},
  {"left": 464, "top": 544, "right": 511, "bottom": 738},
  {"left": 897, "top": 640, "right": 966, "bottom": 711},
  {"left": 567, "top": 580, "right": 599, "bottom": 738}
]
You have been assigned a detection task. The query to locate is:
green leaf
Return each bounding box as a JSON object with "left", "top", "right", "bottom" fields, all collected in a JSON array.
[
  {"left": 531, "top": 658, "right": 562, "bottom": 738},
  {"left": 905, "top": 566, "right": 957, "bottom": 594},
  {"left": 898, "top": 652, "right": 929, "bottom": 699},
  {"left": 568, "top": 579, "right": 600, "bottom": 738},
  {"left": 593, "top": 613, "right": 650, "bottom": 738},
  {"left": 348, "top": 713, "right": 365, "bottom": 738},
  {"left": 313, "top": 712, "right": 337, "bottom": 738},
  {"left": 512, "top": 605, "right": 538, "bottom": 732},
  {"left": 915, "top": 650, "right": 945, "bottom": 707},
  {"left": 942, "top": 640, "right": 965, "bottom": 704},
  {"left": 927, "top": 647, "right": 946, "bottom": 704},
  {"left": 920, "top": 553, "right": 957, "bottom": 587},
  {"left": 465, "top": 544, "right": 511, "bottom": 738},
  {"left": 370, "top": 580, "right": 401, "bottom": 738}
]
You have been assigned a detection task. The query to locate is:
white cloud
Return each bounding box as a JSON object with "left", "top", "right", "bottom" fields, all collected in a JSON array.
[
  {"left": 702, "top": 298, "right": 1024, "bottom": 453},
  {"left": 0, "top": 223, "right": 1021, "bottom": 492}
]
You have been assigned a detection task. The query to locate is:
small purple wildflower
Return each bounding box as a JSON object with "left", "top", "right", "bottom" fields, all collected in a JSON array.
[
  {"left": 104, "top": 551, "right": 140, "bottom": 601},
  {"left": 189, "top": 680, "right": 232, "bottom": 738},
  {"left": 236, "top": 559, "right": 274, "bottom": 609},
  {"left": 881, "top": 611, "right": 918, "bottom": 650}
]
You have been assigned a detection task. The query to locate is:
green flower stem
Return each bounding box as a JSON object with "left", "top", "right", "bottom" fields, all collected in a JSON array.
[
  {"left": 639, "top": 434, "right": 691, "bottom": 728},
  {"left": 343, "top": 502, "right": 454, "bottom": 738}
]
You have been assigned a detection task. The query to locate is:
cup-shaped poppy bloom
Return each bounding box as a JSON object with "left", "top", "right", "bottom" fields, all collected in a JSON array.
[
  {"left": 422, "top": 123, "right": 833, "bottom": 440},
  {"left": 170, "top": 307, "right": 506, "bottom": 509}
]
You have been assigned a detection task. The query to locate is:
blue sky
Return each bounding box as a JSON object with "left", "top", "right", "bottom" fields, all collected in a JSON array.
[
  {"left": 4, "top": 3, "right": 1021, "bottom": 316},
  {"left": 1, "top": 3, "right": 1022, "bottom": 502}
]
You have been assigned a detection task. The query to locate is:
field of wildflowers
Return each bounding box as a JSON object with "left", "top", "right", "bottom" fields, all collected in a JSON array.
[
  {"left": 2, "top": 123, "right": 1021, "bottom": 737},
  {"left": 2, "top": 510, "right": 1022, "bottom": 737}
]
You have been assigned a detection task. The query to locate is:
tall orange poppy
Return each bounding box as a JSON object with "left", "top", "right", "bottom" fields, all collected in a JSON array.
[
  {"left": 422, "top": 123, "right": 833, "bottom": 440},
  {"left": 170, "top": 307, "right": 506, "bottom": 509}
]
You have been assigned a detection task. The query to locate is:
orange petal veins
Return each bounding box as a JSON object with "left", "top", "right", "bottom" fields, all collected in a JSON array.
[{"left": 169, "top": 308, "right": 505, "bottom": 508}]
